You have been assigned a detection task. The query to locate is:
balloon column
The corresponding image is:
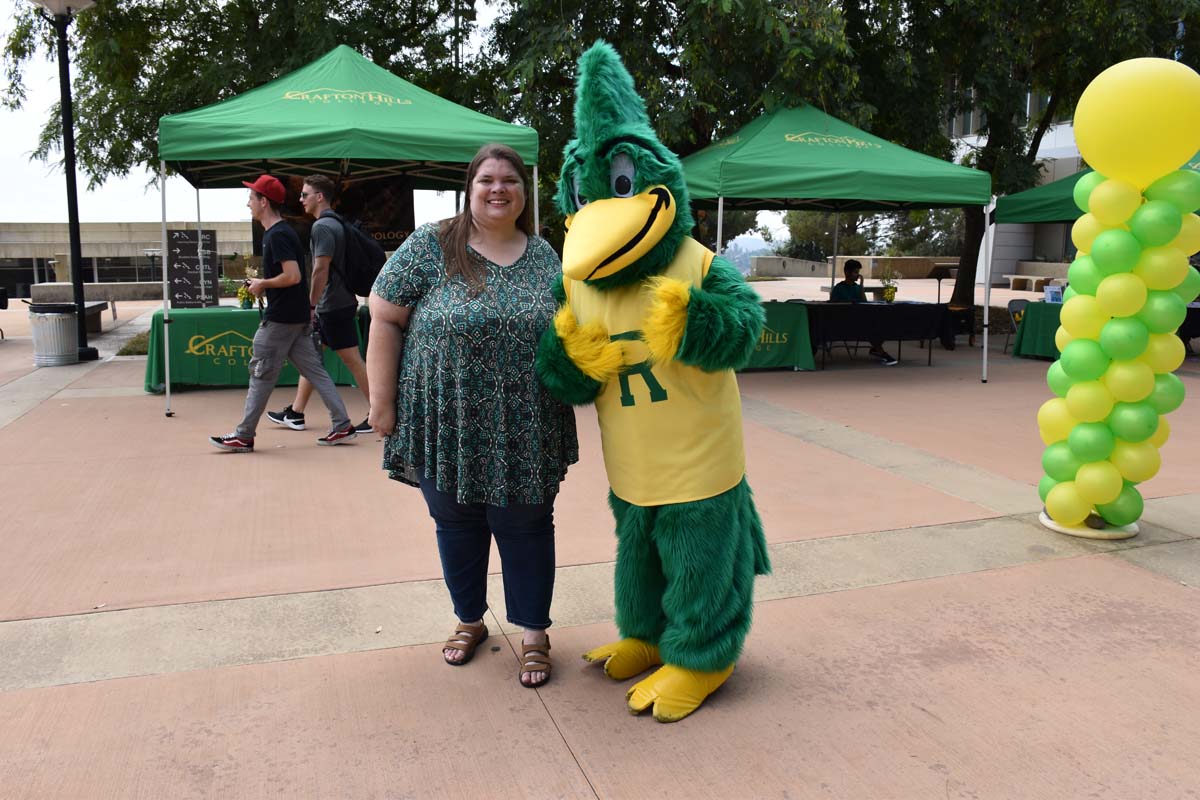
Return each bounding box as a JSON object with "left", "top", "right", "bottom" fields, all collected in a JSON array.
[{"left": 1038, "top": 58, "right": 1200, "bottom": 533}]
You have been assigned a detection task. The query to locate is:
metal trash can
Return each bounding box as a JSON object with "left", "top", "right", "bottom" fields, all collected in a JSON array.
[{"left": 27, "top": 302, "right": 79, "bottom": 366}]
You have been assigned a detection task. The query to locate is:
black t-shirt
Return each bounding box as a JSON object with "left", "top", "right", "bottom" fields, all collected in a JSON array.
[{"left": 261, "top": 220, "right": 309, "bottom": 323}]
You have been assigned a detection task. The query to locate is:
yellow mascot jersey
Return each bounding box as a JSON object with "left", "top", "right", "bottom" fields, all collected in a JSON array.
[{"left": 565, "top": 237, "right": 746, "bottom": 507}]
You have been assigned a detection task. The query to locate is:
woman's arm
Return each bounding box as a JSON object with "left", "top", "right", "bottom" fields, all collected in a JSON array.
[{"left": 366, "top": 293, "right": 411, "bottom": 435}]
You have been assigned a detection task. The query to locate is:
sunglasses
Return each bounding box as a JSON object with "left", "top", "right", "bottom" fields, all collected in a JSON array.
[{"left": 299, "top": 191, "right": 322, "bottom": 199}]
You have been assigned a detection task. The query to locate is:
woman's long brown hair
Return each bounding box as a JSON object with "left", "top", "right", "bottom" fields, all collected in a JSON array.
[{"left": 439, "top": 143, "right": 535, "bottom": 294}]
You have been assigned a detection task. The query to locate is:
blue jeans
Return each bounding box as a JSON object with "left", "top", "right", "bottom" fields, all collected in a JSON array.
[{"left": 418, "top": 476, "right": 556, "bottom": 630}]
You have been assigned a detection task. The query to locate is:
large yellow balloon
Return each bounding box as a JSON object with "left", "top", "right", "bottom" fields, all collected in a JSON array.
[
  {"left": 1088, "top": 179, "right": 1143, "bottom": 225},
  {"left": 1175, "top": 213, "right": 1200, "bottom": 256},
  {"left": 1071, "top": 213, "right": 1107, "bottom": 254},
  {"left": 1074, "top": 58, "right": 1200, "bottom": 189},
  {"left": 1133, "top": 245, "right": 1189, "bottom": 290},
  {"left": 1110, "top": 439, "right": 1161, "bottom": 483},
  {"left": 1066, "top": 380, "right": 1115, "bottom": 423},
  {"left": 1054, "top": 326, "right": 1074, "bottom": 352},
  {"left": 1075, "top": 461, "right": 1124, "bottom": 505},
  {"left": 1140, "top": 332, "right": 1186, "bottom": 373},
  {"left": 1148, "top": 416, "right": 1171, "bottom": 448},
  {"left": 1059, "top": 295, "right": 1108, "bottom": 338},
  {"left": 1095, "top": 273, "right": 1148, "bottom": 318},
  {"left": 1046, "top": 482, "right": 1092, "bottom": 526},
  {"left": 1037, "top": 397, "right": 1076, "bottom": 444},
  {"left": 1103, "top": 359, "right": 1155, "bottom": 402}
]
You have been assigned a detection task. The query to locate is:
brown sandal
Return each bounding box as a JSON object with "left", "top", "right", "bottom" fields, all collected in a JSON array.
[
  {"left": 443, "top": 621, "right": 488, "bottom": 666},
  {"left": 519, "top": 636, "right": 552, "bottom": 688}
]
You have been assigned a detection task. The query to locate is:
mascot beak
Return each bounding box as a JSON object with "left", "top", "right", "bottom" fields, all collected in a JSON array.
[{"left": 561, "top": 186, "right": 676, "bottom": 281}]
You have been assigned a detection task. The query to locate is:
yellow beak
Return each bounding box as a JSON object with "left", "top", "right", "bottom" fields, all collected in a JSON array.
[{"left": 561, "top": 186, "right": 676, "bottom": 282}]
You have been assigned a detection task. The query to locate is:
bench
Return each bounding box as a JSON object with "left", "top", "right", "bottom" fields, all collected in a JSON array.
[
  {"left": 82, "top": 301, "right": 113, "bottom": 334},
  {"left": 1003, "top": 274, "right": 1053, "bottom": 291}
]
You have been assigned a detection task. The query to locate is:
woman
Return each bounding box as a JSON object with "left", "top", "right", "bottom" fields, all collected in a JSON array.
[{"left": 367, "top": 144, "right": 577, "bottom": 689}]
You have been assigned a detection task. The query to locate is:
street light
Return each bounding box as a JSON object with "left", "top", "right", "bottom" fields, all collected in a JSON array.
[{"left": 29, "top": 0, "right": 97, "bottom": 361}]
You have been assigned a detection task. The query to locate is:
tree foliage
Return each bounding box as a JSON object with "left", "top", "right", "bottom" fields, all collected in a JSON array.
[{"left": 776, "top": 210, "right": 883, "bottom": 260}]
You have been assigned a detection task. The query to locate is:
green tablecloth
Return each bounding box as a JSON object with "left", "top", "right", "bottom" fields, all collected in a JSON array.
[
  {"left": 749, "top": 301, "right": 815, "bottom": 370},
  {"left": 144, "top": 307, "right": 360, "bottom": 393},
  {"left": 1011, "top": 301, "right": 1061, "bottom": 359}
]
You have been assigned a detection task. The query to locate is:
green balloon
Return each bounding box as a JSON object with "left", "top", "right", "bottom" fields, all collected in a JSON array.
[
  {"left": 1145, "top": 170, "right": 1200, "bottom": 215},
  {"left": 1091, "top": 229, "right": 1143, "bottom": 275},
  {"left": 1098, "top": 317, "right": 1150, "bottom": 360},
  {"left": 1107, "top": 401, "right": 1159, "bottom": 442},
  {"left": 1129, "top": 200, "right": 1184, "bottom": 248},
  {"left": 1046, "top": 360, "right": 1076, "bottom": 397},
  {"left": 1063, "top": 286, "right": 1078, "bottom": 302},
  {"left": 1059, "top": 338, "right": 1111, "bottom": 381},
  {"left": 1073, "top": 171, "right": 1107, "bottom": 214},
  {"left": 1042, "top": 441, "right": 1083, "bottom": 482},
  {"left": 1067, "top": 421, "right": 1116, "bottom": 461},
  {"left": 1174, "top": 266, "right": 1200, "bottom": 304},
  {"left": 1067, "top": 255, "right": 1101, "bottom": 295},
  {"left": 1096, "top": 484, "right": 1144, "bottom": 527},
  {"left": 1038, "top": 474, "right": 1058, "bottom": 503},
  {"left": 1136, "top": 290, "right": 1188, "bottom": 334},
  {"left": 1148, "top": 373, "right": 1187, "bottom": 415}
]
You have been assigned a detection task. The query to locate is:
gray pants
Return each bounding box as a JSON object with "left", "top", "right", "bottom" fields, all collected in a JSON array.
[{"left": 236, "top": 320, "right": 349, "bottom": 439}]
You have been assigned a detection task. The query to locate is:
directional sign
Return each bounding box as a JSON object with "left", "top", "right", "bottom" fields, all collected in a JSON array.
[{"left": 167, "top": 229, "right": 219, "bottom": 308}]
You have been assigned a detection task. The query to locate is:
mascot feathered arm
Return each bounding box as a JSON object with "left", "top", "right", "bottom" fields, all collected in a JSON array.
[
  {"left": 536, "top": 273, "right": 625, "bottom": 405},
  {"left": 642, "top": 255, "right": 766, "bottom": 371}
]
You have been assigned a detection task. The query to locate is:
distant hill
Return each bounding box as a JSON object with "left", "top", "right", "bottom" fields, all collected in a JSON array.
[{"left": 721, "top": 234, "right": 774, "bottom": 274}]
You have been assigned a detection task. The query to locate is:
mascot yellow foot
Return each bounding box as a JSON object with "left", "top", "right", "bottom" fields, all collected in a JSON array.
[
  {"left": 582, "top": 638, "right": 662, "bottom": 680},
  {"left": 626, "top": 664, "right": 735, "bottom": 723}
]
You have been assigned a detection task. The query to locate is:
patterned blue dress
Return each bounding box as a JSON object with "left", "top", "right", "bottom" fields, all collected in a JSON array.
[{"left": 373, "top": 223, "right": 578, "bottom": 506}]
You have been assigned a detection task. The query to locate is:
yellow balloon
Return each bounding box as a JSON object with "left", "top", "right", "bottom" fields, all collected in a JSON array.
[
  {"left": 1074, "top": 58, "right": 1200, "bottom": 189},
  {"left": 1059, "top": 295, "right": 1108, "bottom": 338},
  {"left": 1096, "top": 273, "right": 1148, "bottom": 317},
  {"left": 1046, "top": 481, "right": 1092, "bottom": 526},
  {"left": 1110, "top": 439, "right": 1161, "bottom": 482},
  {"left": 1088, "top": 179, "right": 1143, "bottom": 225},
  {"left": 1103, "top": 359, "right": 1156, "bottom": 402},
  {"left": 1075, "top": 461, "right": 1124, "bottom": 505},
  {"left": 1140, "top": 332, "right": 1186, "bottom": 373},
  {"left": 1055, "top": 326, "right": 1074, "bottom": 352},
  {"left": 1133, "top": 245, "right": 1189, "bottom": 289},
  {"left": 1174, "top": 213, "right": 1200, "bottom": 256},
  {"left": 1071, "top": 213, "right": 1107, "bottom": 254},
  {"left": 1037, "top": 397, "right": 1077, "bottom": 444},
  {"left": 1066, "top": 380, "right": 1115, "bottom": 423},
  {"left": 1148, "top": 416, "right": 1171, "bottom": 448}
]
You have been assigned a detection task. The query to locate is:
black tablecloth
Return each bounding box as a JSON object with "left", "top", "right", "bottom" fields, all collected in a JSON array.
[{"left": 793, "top": 300, "right": 949, "bottom": 366}]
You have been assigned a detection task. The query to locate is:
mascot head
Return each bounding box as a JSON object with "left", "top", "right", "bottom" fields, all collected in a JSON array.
[{"left": 557, "top": 41, "right": 693, "bottom": 289}]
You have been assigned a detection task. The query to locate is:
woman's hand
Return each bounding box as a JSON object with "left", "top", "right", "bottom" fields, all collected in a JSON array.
[{"left": 369, "top": 405, "right": 396, "bottom": 437}]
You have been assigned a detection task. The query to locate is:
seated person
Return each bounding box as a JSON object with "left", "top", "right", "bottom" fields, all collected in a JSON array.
[{"left": 829, "top": 259, "right": 898, "bottom": 365}]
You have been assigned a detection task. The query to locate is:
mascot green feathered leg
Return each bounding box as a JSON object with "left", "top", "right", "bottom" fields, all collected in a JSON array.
[{"left": 536, "top": 41, "right": 770, "bottom": 723}]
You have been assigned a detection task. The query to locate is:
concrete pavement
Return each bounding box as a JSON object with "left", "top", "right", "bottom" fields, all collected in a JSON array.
[{"left": 0, "top": 293, "right": 1198, "bottom": 799}]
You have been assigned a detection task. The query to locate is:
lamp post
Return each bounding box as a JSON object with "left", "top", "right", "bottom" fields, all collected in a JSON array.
[{"left": 30, "top": 0, "right": 97, "bottom": 361}]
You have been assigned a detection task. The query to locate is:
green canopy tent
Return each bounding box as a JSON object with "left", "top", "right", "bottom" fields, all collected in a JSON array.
[
  {"left": 680, "top": 106, "right": 997, "bottom": 378},
  {"left": 995, "top": 152, "right": 1200, "bottom": 224},
  {"left": 153, "top": 45, "right": 539, "bottom": 412}
]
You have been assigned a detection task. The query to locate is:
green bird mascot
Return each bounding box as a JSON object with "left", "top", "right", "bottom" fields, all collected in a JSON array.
[{"left": 536, "top": 41, "right": 771, "bottom": 723}]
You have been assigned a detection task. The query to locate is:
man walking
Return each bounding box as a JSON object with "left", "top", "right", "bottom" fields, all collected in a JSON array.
[
  {"left": 266, "top": 175, "right": 371, "bottom": 434},
  {"left": 210, "top": 174, "right": 357, "bottom": 452}
]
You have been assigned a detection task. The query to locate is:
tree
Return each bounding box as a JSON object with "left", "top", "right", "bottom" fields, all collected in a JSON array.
[
  {"left": 776, "top": 210, "right": 883, "bottom": 260},
  {"left": 486, "top": 0, "right": 862, "bottom": 240},
  {"left": 2, "top": 0, "right": 483, "bottom": 187},
  {"left": 884, "top": 208, "right": 964, "bottom": 256}
]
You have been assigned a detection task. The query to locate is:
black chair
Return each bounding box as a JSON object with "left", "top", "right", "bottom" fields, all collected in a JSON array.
[
  {"left": 1004, "top": 298, "right": 1029, "bottom": 353},
  {"left": 0, "top": 286, "right": 7, "bottom": 340}
]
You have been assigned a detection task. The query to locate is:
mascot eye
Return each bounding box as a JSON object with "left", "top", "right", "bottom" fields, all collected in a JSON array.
[
  {"left": 572, "top": 174, "right": 589, "bottom": 210},
  {"left": 610, "top": 154, "right": 636, "bottom": 197}
]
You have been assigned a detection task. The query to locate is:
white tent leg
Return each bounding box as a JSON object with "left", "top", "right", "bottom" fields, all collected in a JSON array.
[
  {"left": 830, "top": 212, "right": 841, "bottom": 291},
  {"left": 533, "top": 165, "right": 540, "bottom": 232},
  {"left": 160, "top": 161, "right": 174, "bottom": 416},
  {"left": 716, "top": 196, "right": 724, "bottom": 254},
  {"left": 981, "top": 199, "right": 996, "bottom": 383},
  {"left": 196, "top": 187, "right": 206, "bottom": 306}
]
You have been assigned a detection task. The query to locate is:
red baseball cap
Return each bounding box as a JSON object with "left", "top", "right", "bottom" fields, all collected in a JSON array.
[{"left": 242, "top": 174, "right": 287, "bottom": 204}]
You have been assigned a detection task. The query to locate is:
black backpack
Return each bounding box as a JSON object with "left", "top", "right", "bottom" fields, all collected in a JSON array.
[{"left": 325, "top": 211, "right": 387, "bottom": 297}]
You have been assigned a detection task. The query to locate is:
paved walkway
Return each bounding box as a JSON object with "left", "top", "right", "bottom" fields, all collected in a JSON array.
[{"left": 0, "top": 297, "right": 1198, "bottom": 799}]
